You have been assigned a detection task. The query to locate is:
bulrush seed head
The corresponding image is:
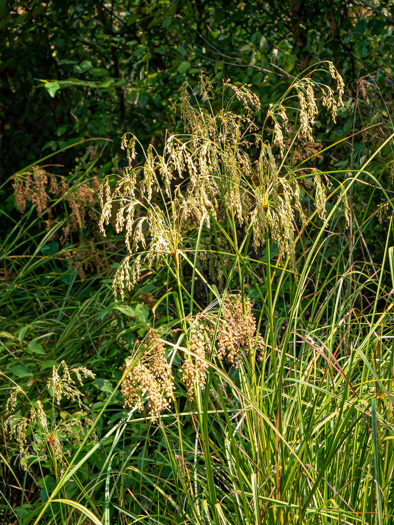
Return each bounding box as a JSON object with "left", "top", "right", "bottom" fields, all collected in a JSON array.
[
  {"left": 181, "top": 315, "right": 211, "bottom": 400},
  {"left": 99, "top": 64, "right": 345, "bottom": 292},
  {"left": 121, "top": 330, "right": 174, "bottom": 423},
  {"left": 182, "top": 295, "right": 265, "bottom": 399},
  {"left": 216, "top": 295, "right": 265, "bottom": 368},
  {"left": 119, "top": 294, "right": 265, "bottom": 406}
]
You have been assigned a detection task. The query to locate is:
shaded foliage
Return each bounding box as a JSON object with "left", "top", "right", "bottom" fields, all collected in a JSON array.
[{"left": 1, "top": 0, "right": 393, "bottom": 179}]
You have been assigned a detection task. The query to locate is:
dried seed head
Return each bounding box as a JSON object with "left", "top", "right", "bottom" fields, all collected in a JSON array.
[
  {"left": 199, "top": 73, "right": 214, "bottom": 103},
  {"left": 121, "top": 134, "right": 137, "bottom": 162},
  {"left": 314, "top": 172, "right": 327, "bottom": 220},
  {"left": 121, "top": 331, "right": 174, "bottom": 423},
  {"left": 226, "top": 82, "right": 261, "bottom": 116},
  {"left": 143, "top": 145, "right": 156, "bottom": 202},
  {"left": 99, "top": 178, "right": 112, "bottom": 236},
  {"left": 5, "top": 416, "right": 29, "bottom": 469},
  {"left": 6, "top": 386, "right": 23, "bottom": 414},
  {"left": 216, "top": 295, "right": 264, "bottom": 368},
  {"left": 298, "top": 91, "right": 314, "bottom": 141},
  {"left": 329, "top": 63, "right": 345, "bottom": 106},
  {"left": 12, "top": 166, "right": 49, "bottom": 216},
  {"left": 47, "top": 361, "right": 95, "bottom": 406},
  {"left": 112, "top": 255, "right": 142, "bottom": 301},
  {"left": 181, "top": 316, "right": 210, "bottom": 400},
  {"left": 30, "top": 400, "right": 48, "bottom": 431},
  {"left": 13, "top": 181, "right": 27, "bottom": 213},
  {"left": 273, "top": 120, "right": 285, "bottom": 157},
  {"left": 278, "top": 105, "right": 288, "bottom": 123},
  {"left": 321, "top": 86, "right": 339, "bottom": 122},
  {"left": 306, "top": 83, "right": 318, "bottom": 124}
]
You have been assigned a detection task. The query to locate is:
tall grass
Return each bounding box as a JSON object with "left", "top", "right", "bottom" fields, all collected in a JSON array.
[{"left": 1, "top": 68, "right": 394, "bottom": 524}]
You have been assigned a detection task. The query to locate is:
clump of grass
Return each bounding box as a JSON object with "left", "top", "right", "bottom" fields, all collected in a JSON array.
[{"left": 2, "top": 65, "right": 394, "bottom": 525}]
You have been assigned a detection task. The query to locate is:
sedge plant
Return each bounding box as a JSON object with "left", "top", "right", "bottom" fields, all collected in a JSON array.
[{"left": 2, "top": 63, "right": 394, "bottom": 524}]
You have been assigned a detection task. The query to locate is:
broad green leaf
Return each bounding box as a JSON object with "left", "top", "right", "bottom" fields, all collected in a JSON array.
[
  {"left": 40, "top": 360, "right": 58, "bottom": 371},
  {"left": 27, "top": 340, "right": 46, "bottom": 355},
  {"left": 41, "top": 241, "right": 59, "bottom": 255},
  {"left": 18, "top": 325, "right": 30, "bottom": 343},
  {"left": 114, "top": 305, "right": 136, "bottom": 317},
  {"left": 8, "top": 364, "right": 32, "bottom": 378},
  {"left": 45, "top": 82, "right": 60, "bottom": 98},
  {"left": 94, "top": 378, "right": 114, "bottom": 394},
  {"left": 57, "top": 59, "right": 77, "bottom": 66},
  {"left": 74, "top": 60, "right": 92, "bottom": 74},
  {"left": 134, "top": 304, "right": 149, "bottom": 323},
  {"left": 177, "top": 61, "right": 190, "bottom": 73}
]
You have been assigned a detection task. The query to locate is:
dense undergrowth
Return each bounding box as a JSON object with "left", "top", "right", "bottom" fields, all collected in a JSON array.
[{"left": 1, "top": 65, "right": 394, "bottom": 524}]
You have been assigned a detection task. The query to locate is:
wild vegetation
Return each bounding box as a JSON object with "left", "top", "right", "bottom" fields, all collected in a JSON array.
[{"left": 1, "top": 2, "right": 394, "bottom": 524}]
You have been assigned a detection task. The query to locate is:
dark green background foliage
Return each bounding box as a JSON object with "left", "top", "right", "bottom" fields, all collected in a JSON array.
[{"left": 1, "top": 0, "right": 393, "bottom": 180}]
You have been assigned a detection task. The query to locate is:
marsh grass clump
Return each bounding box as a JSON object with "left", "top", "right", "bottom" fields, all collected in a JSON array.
[
  {"left": 100, "top": 64, "right": 345, "bottom": 297},
  {"left": 6, "top": 60, "right": 394, "bottom": 525}
]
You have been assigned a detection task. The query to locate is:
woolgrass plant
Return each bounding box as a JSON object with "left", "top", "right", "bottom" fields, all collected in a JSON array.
[
  {"left": 3, "top": 63, "right": 394, "bottom": 524},
  {"left": 99, "top": 65, "right": 345, "bottom": 298}
]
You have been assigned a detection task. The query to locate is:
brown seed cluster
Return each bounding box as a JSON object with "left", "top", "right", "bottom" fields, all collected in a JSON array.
[
  {"left": 13, "top": 167, "right": 100, "bottom": 226},
  {"left": 120, "top": 296, "right": 264, "bottom": 410},
  {"left": 13, "top": 166, "right": 52, "bottom": 216},
  {"left": 121, "top": 330, "right": 175, "bottom": 423},
  {"left": 181, "top": 296, "right": 265, "bottom": 400},
  {"left": 181, "top": 315, "right": 211, "bottom": 400},
  {"left": 217, "top": 295, "right": 265, "bottom": 368},
  {"left": 13, "top": 166, "right": 107, "bottom": 279}
]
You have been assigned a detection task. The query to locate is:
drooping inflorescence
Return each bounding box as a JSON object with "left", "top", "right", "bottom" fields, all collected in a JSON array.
[
  {"left": 12, "top": 166, "right": 106, "bottom": 280},
  {"left": 121, "top": 330, "right": 175, "bottom": 423},
  {"left": 99, "top": 66, "right": 345, "bottom": 298},
  {"left": 5, "top": 362, "right": 96, "bottom": 472}
]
